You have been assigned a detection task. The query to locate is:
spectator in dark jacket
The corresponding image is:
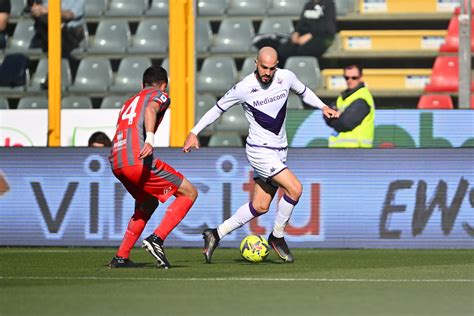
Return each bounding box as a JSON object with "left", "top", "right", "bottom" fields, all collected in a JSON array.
[
  {"left": 277, "top": 0, "right": 336, "bottom": 67},
  {"left": 0, "top": 0, "right": 10, "bottom": 49}
]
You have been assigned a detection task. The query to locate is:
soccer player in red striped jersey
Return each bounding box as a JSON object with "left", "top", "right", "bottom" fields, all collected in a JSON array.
[{"left": 108, "top": 66, "right": 198, "bottom": 269}]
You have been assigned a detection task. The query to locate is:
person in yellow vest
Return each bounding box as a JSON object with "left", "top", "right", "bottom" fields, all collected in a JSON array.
[{"left": 324, "top": 64, "right": 375, "bottom": 148}]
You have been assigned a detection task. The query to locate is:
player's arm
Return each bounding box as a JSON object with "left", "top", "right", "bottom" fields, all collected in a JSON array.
[
  {"left": 183, "top": 86, "right": 241, "bottom": 152},
  {"left": 289, "top": 71, "right": 339, "bottom": 118},
  {"left": 138, "top": 100, "right": 160, "bottom": 160}
]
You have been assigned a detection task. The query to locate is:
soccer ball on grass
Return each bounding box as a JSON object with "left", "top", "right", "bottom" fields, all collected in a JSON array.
[{"left": 240, "top": 235, "right": 270, "bottom": 263}]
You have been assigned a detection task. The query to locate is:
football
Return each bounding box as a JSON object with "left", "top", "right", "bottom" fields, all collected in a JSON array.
[{"left": 240, "top": 235, "right": 270, "bottom": 263}]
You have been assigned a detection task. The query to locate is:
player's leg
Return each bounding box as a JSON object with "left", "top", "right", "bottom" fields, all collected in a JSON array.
[
  {"left": 153, "top": 177, "right": 197, "bottom": 241},
  {"left": 109, "top": 167, "right": 158, "bottom": 268},
  {"left": 110, "top": 197, "right": 158, "bottom": 268},
  {"left": 266, "top": 168, "right": 302, "bottom": 263},
  {"left": 142, "top": 160, "right": 195, "bottom": 269},
  {"left": 203, "top": 179, "right": 277, "bottom": 263}
]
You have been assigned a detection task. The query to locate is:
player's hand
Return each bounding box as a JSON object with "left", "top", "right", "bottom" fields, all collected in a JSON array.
[
  {"left": 138, "top": 143, "right": 153, "bottom": 160},
  {"left": 322, "top": 105, "right": 339, "bottom": 119},
  {"left": 183, "top": 133, "right": 200, "bottom": 153}
]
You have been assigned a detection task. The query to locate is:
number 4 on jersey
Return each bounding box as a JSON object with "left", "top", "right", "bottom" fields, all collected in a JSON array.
[{"left": 121, "top": 96, "right": 140, "bottom": 125}]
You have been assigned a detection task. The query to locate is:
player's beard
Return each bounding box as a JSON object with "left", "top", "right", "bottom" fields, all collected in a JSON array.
[{"left": 256, "top": 71, "right": 273, "bottom": 85}]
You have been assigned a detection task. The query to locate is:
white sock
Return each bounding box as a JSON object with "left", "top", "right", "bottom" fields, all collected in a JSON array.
[
  {"left": 217, "top": 202, "right": 261, "bottom": 239},
  {"left": 272, "top": 194, "right": 298, "bottom": 238}
]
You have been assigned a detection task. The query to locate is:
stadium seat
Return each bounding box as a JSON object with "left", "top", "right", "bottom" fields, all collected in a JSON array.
[
  {"left": 287, "top": 93, "right": 304, "bottom": 109},
  {"left": 197, "top": 0, "right": 229, "bottom": 16},
  {"left": 197, "top": 19, "right": 213, "bottom": 53},
  {"left": 322, "top": 68, "right": 431, "bottom": 91},
  {"left": 69, "top": 57, "right": 113, "bottom": 92},
  {"left": 417, "top": 94, "right": 454, "bottom": 109},
  {"left": 100, "top": 95, "right": 128, "bottom": 109},
  {"left": 197, "top": 56, "right": 237, "bottom": 93},
  {"left": 284, "top": 56, "right": 322, "bottom": 90},
  {"left": 208, "top": 132, "right": 243, "bottom": 147},
  {"left": 439, "top": 14, "right": 474, "bottom": 53},
  {"left": 62, "top": 96, "right": 93, "bottom": 109},
  {"left": 17, "top": 96, "right": 48, "bottom": 109},
  {"left": 215, "top": 105, "right": 249, "bottom": 134},
  {"left": 424, "top": 56, "right": 474, "bottom": 93},
  {"left": 10, "top": 0, "right": 25, "bottom": 18},
  {"left": 0, "top": 97, "right": 9, "bottom": 109},
  {"left": 195, "top": 93, "right": 217, "bottom": 122},
  {"left": 335, "top": 0, "right": 357, "bottom": 16},
  {"left": 227, "top": 0, "right": 270, "bottom": 16},
  {"left": 85, "top": 0, "right": 107, "bottom": 17},
  {"left": 239, "top": 56, "right": 256, "bottom": 79},
  {"left": 339, "top": 30, "right": 446, "bottom": 51},
  {"left": 210, "top": 18, "right": 255, "bottom": 53},
  {"left": 106, "top": 0, "right": 148, "bottom": 16},
  {"left": 89, "top": 19, "right": 131, "bottom": 53},
  {"left": 147, "top": 0, "right": 169, "bottom": 16},
  {"left": 29, "top": 58, "right": 72, "bottom": 91},
  {"left": 8, "top": 19, "right": 41, "bottom": 53},
  {"left": 258, "top": 17, "right": 294, "bottom": 35},
  {"left": 161, "top": 57, "right": 169, "bottom": 71},
  {"left": 268, "top": 0, "right": 307, "bottom": 16},
  {"left": 111, "top": 57, "right": 152, "bottom": 92},
  {"left": 129, "top": 19, "right": 168, "bottom": 53},
  {"left": 359, "top": 0, "right": 458, "bottom": 14}
]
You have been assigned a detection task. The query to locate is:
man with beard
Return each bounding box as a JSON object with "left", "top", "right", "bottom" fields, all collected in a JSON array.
[{"left": 183, "top": 46, "right": 338, "bottom": 264}]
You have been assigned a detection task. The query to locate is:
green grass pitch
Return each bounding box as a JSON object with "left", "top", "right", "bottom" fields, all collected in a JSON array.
[{"left": 1, "top": 247, "right": 473, "bottom": 316}]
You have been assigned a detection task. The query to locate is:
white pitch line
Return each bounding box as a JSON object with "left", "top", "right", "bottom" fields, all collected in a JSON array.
[{"left": 1, "top": 276, "right": 473, "bottom": 283}]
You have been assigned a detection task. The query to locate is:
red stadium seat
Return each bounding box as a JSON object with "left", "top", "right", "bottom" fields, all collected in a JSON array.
[
  {"left": 424, "top": 56, "right": 474, "bottom": 92},
  {"left": 471, "top": 94, "right": 474, "bottom": 109},
  {"left": 439, "top": 14, "right": 474, "bottom": 52},
  {"left": 417, "top": 94, "right": 454, "bottom": 109},
  {"left": 454, "top": 0, "right": 474, "bottom": 14}
]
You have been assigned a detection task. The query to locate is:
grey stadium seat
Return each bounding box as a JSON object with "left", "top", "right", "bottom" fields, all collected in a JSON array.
[
  {"left": 100, "top": 95, "right": 128, "bottom": 109},
  {"left": 195, "top": 93, "right": 216, "bottom": 122},
  {"left": 8, "top": 19, "right": 41, "bottom": 53},
  {"left": 147, "top": 0, "right": 169, "bottom": 16},
  {"left": 227, "top": 0, "right": 270, "bottom": 16},
  {"left": 89, "top": 19, "right": 131, "bottom": 53},
  {"left": 69, "top": 57, "right": 113, "bottom": 92},
  {"left": 106, "top": 0, "right": 148, "bottom": 16},
  {"left": 268, "top": 0, "right": 307, "bottom": 16},
  {"left": 239, "top": 56, "right": 256, "bottom": 80},
  {"left": 10, "top": 0, "right": 25, "bottom": 18},
  {"left": 258, "top": 17, "right": 294, "bottom": 35},
  {"left": 161, "top": 57, "right": 169, "bottom": 71},
  {"left": 197, "top": 0, "right": 228, "bottom": 16},
  {"left": 29, "top": 58, "right": 72, "bottom": 91},
  {"left": 111, "top": 57, "right": 152, "bottom": 92},
  {"left": 215, "top": 105, "right": 249, "bottom": 134},
  {"left": 85, "top": 0, "right": 107, "bottom": 17},
  {"left": 210, "top": 18, "right": 255, "bottom": 53},
  {"left": 197, "top": 56, "right": 237, "bottom": 93},
  {"left": 0, "top": 97, "right": 9, "bottom": 109},
  {"left": 287, "top": 93, "right": 304, "bottom": 109},
  {"left": 17, "top": 97, "right": 48, "bottom": 109},
  {"left": 62, "top": 96, "right": 93, "bottom": 109},
  {"left": 335, "top": 0, "right": 357, "bottom": 16},
  {"left": 208, "top": 132, "right": 243, "bottom": 147},
  {"left": 130, "top": 19, "right": 168, "bottom": 53},
  {"left": 197, "top": 19, "right": 213, "bottom": 53},
  {"left": 284, "top": 56, "right": 322, "bottom": 90}
]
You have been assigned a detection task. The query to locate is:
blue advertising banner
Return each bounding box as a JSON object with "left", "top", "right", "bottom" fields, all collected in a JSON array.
[{"left": 0, "top": 148, "right": 472, "bottom": 248}]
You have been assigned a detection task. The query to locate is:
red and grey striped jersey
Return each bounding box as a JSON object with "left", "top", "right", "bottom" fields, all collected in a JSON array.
[{"left": 109, "top": 87, "right": 170, "bottom": 170}]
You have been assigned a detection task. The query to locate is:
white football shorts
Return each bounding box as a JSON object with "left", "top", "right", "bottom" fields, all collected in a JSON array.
[{"left": 246, "top": 144, "right": 288, "bottom": 184}]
